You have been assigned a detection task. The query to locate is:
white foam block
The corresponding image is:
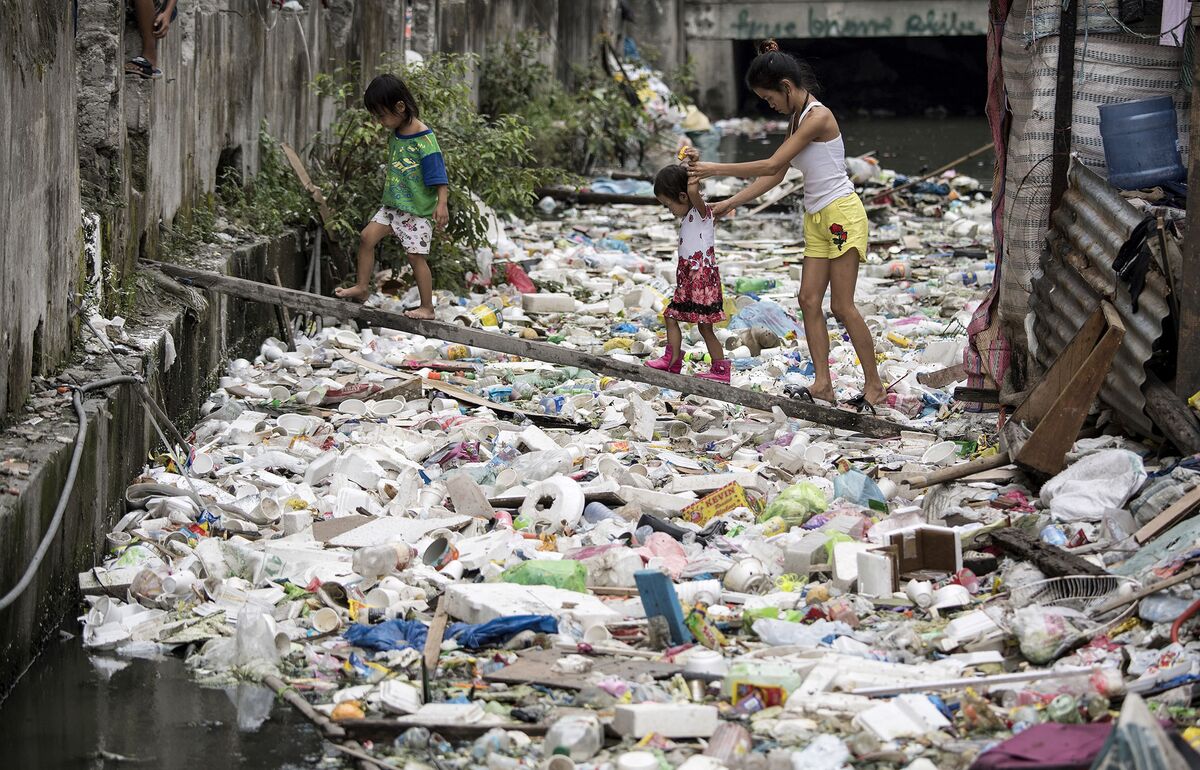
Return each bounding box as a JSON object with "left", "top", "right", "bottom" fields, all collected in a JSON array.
[
  {"left": 444, "top": 583, "right": 622, "bottom": 626},
  {"left": 521, "top": 293, "right": 576, "bottom": 313},
  {"left": 612, "top": 703, "right": 719, "bottom": 738},
  {"left": 328, "top": 515, "right": 472, "bottom": 548},
  {"left": 444, "top": 472, "right": 494, "bottom": 519}
]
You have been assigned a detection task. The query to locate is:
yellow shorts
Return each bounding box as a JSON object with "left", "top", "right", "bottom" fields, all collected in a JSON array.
[{"left": 803, "top": 193, "right": 869, "bottom": 261}]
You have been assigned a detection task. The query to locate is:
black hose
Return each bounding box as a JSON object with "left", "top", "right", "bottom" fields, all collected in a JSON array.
[{"left": 0, "top": 376, "right": 140, "bottom": 612}]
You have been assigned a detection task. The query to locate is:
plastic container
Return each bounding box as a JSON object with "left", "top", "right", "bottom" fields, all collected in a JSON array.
[
  {"left": 544, "top": 714, "right": 603, "bottom": 761},
  {"left": 733, "top": 277, "right": 777, "bottom": 293},
  {"left": 722, "top": 661, "right": 804, "bottom": 707},
  {"left": 1099, "top": 96, "right": 1186, "bottom": 189}
]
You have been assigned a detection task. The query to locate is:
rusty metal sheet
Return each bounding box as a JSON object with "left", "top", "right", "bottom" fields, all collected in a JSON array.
[{"left": 1028, "top": 161, "right": 1170, "bottom": 438}]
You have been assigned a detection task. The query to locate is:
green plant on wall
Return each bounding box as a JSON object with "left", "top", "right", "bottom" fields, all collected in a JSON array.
[{"left": 479, "top": 32, "right": 655, "bottom": 174}]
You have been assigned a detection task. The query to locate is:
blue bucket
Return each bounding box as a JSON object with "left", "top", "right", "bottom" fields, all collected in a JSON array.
[{"left": 1099, "top": 95, "right": 1186, "bottom": 190}]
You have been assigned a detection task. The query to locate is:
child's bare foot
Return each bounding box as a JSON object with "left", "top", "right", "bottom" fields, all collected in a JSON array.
[
  {"left": 404, "top": 307, "right": 435, "bottom": 320},
  {"left": 335, "top": 285, "right": 370, "bottom": 302}
]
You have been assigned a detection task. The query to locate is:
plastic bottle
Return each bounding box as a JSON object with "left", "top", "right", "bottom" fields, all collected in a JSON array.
[
  {"left": 1047, "top": 694, "right": 1081, "bottom": 723},
  {"left": 583, "top": 501, "right": 621, "bottom": 524},
  {"left": 1040, "top": 525, "right": 1068, "bottom": 547},
  {"left": 508, "top": 449, "right": 575, "bottom": 482},
  {"left": 734, "top": 277, "right": 777, "bottom": 293},
  {"left": 954, "top": 568, "right": 981, "bottom": 595},
  {"left": 1138, "top": 592, "right": 1196, "bottom": 623},
  {"left": 544, "top": 714, "right": 603, "bottom": 761}
]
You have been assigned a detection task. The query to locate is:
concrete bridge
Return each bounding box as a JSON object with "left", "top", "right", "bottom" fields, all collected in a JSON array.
[{"left": 680, "top": 0, "right": 987, "bottom": 116}]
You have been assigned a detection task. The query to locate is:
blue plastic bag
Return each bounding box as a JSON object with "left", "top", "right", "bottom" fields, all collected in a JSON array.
[
  {"left": 344, "top": 615, "right": 558, "bottom": 653},
  {"left": 343, "top": 619, "right": 429, "bottom": 652},
  {"left": 833, "top": 470, "right": 887, "bottom": 510}
]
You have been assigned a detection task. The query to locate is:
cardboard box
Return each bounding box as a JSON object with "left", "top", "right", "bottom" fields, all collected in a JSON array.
[
  {"left": 887, "top": 525, "right": 962, "bottom": 575},
  {"left": 682, "top": 482, "right": 755, "bottom": 525}
]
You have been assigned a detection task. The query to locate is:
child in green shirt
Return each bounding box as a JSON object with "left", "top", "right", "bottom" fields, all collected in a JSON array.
[{"left": 336, "top": 74, "right": 449, "bottom": 319}]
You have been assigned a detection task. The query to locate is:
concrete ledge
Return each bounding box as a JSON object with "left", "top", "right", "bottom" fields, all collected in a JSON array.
[{"left": 0, "top": 230, "right": 305, "bottom": 699}]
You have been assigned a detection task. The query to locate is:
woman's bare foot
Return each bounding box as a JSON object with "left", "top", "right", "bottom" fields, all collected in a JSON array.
[
  {"left": 335, "top": 285, "right": 370, "bottom": 303},
  {"left": 808, "top": 382, "right": 836, "bottom": 404},
  {"left": 863, "top": 381, "right": 887, "bottom": 406},
  {"left": 404, "top": 307, "right": 435, "bottom": 320}
]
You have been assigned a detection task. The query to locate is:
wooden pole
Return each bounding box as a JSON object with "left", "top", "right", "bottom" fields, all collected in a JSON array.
[
  {"left": 144, "top": 260, "right": 914, "bottom": 438},
  {"left": 868, "top": 142, "right": 995, "bottom": 203},
  {"left": 1048, "top": 0, "right": 1079, "bottom": 212},
  {"left": 1177, "top": 4, "right": 1200, "bottom": 399}
]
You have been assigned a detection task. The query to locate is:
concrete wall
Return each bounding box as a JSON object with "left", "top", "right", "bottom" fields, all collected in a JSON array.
[
  {"left": 0, "top": 231, "right": 304, "bottom": 699},
  {"left": 1, "top": 1, "right": 82, "bottom": 418}
]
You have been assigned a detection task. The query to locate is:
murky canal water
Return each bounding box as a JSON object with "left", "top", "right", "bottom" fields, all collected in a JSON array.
[{"left": 1, "top": 114, "right": 993, "bottom": 768}]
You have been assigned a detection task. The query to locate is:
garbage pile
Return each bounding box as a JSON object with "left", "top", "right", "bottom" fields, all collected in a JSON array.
[{"left": 75, "top": 172, "right": 1200, "bottom": 769}]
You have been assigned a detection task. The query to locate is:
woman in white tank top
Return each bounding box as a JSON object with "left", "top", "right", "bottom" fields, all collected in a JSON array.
[{"left": 689, "top": 39, "right": 885, "bottom": 412}]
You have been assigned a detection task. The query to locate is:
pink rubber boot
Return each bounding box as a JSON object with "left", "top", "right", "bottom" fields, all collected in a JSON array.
[
  {"left": 645, "top": 345, "right": 682, "bottom": 373},
  {"left": 697, "top": 359, "right": 731, "bottom": 383}
]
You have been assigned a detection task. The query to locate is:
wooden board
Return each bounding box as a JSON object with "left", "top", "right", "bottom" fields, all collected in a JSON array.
[
  {"left": 1135, "top": 485, "right": 1200, "bottom": 545},
  {"left": 483, "top": 648, "right": 682, "bottom": 690},
  {"left": 338, "top": 718, "right": 549, "bottom": 742},
  {"left": 990, "top": 528, "right": 1107, "bottom": 578},
  {"left": 145, "top": 261, "right": 914, "bottom": 438}
]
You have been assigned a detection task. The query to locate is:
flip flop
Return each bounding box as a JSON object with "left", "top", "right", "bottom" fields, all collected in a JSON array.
[
  {"left": 125, "top": 56, "right": 162, "bottom": 80},
  {"left": 843, "top": 393, "right": 878, "bottom": 415},
  {"left": 784, "top": 385, "right": 816, "bottom": 404}
]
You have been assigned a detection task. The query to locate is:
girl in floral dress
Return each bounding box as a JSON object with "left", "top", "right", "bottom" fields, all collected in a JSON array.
[{"left": 645, "top": 159, "right": 730, "bottom": 383}]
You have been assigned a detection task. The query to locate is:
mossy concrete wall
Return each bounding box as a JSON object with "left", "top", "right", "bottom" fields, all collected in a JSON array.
[{"left": 0, "top": 231, "right": 303, "bottom": 700}]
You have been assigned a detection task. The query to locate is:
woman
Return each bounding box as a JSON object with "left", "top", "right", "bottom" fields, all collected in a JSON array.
[{"left": 689, "top": 40, "right": 885, "bottom": 411}]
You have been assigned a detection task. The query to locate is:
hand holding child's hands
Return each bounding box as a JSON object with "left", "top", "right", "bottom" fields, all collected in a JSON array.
[
  {"left": 710, "top": 200, "right": 736, "bottom": 219},
  {"left": 689, "top": 162, "right": 716, "bottom": 183},
  {"left": 434, "top": 201, "right": 449, "bottom": 230},
  {"left": 680, "top": 147, "right": 701, "bottom": 164},
  {"left": 335, "top": 285, "right": 370, "bottom": 303}
]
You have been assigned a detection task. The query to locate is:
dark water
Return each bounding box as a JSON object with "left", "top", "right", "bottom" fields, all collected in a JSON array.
[
  {"left": 716, "top": 116, "right": 994, "bottom": 178},
  {"left": 0, "top": 631, "right": 326, "bottom": 769}
]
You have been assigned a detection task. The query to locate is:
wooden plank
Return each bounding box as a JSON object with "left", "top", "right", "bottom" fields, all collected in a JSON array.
[
  {"left": 482, "top": 648, "right": 682, "bottom": 690},
  {"left": 917, "top": 364, "right": 967, "bottom": 389},
  {"left": 272, "top": 267, "right": 297, "bottom": 351},
  {"left": 1178, "top": 3, "right": 1200, "bottom": 400},
  {"left": 1143, "top": 371, "right": 1200, "bottom": 456},
  {"left": 144, "top": 261, "right": 913, "bottom": 438},
  {"left": 903, "top": 451, "right": 1013, "bottom": 490},
  {"left": 1015, "top": 317, "right": 1124, "bottom": 475},
  {"left": 1012, "top": 304, "right": 1123, "bottom": 474},
  {"left": 868, "top": 142, "right": 995, "bottom": 203},
  {"left": 1089, "top": 563, "right": 1200, "bottom": 614},
  {"left": 990, "top": 529, "right": 1107, "bottom": 578},
  {"left": 1134, "top": 485, "right": 1200, "bottom": 545},
  {"left": 264, "top": 674, "right": 346, "bottom": 739},
  {"left": 424, "top": 598, "right": 449, "bottom": 674},
  {"left": 338, "top": 718, "right": 549, "bottom": 742},
  {"left": 1011, "top": 306, "right": 1107, "bottom": 428},
  {"left": 953, "top": 387, "right": 1001, "bottom": 404},
  {"left": 280, "top": 142, "right": 336, "bottom": 234}
]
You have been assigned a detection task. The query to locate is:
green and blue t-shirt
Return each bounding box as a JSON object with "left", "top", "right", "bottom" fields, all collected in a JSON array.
[{"left": 381, "top": 128, "right": 449, "bottom": 217}]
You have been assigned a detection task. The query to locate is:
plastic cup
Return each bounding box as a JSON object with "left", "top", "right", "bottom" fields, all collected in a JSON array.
[{"left": 310, "top": 607, "right": 341, "bottom": 634}]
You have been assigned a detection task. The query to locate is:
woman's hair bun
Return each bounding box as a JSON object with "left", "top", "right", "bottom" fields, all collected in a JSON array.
[{"left": 757, "top": 38, "right": 780, "bottom": 54}]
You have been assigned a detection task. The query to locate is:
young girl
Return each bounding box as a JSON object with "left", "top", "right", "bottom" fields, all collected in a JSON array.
[
  {"left": 689, "top": 40, "right": 885, "bottom": 411},
  {"left": 645, "top": 158, "right": 729, "bottom": 383},
  {"left": 335, "top": 74, "right": 449, "bottom": 319}
]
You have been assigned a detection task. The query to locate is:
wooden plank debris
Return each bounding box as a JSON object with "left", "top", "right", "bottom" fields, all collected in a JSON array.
[
  {"left": 144, "top": 261, "right": 913, "bottom": 438},
  {"left": 1134, "top": 485, "right": 1200, "bottom": 545},
  {"left": 990, "top": 529, "right": 1107, "bottom": 578}
]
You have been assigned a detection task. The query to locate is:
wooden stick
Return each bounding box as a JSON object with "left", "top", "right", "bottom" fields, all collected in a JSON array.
[
  {"left": 272, "top": 267, "right": 297, "bottom": 351},
  {"left": 868, "top": 142, "right": 995, "bottom": 203},
  {"left": 264, "top": 674, "right": 346, "bottom": 739},
  {"left": 1089, "top": 563, "right": 1200, "bottom": 616},
  {"left": 904, "top": 451, "right": 1013, "bottom": 489},
  {"left": 143, "top": 260, "right": 913, "bottom": 438}
]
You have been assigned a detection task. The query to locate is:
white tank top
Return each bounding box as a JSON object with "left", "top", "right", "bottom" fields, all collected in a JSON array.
[{"left": 789, "top": 100, "right": 856, "bottom": 213}]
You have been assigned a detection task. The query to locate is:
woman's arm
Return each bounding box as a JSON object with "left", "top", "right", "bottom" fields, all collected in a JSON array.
[
  {"left": 712, "top": 169, "right": 787, "bottom": 215},
  {"left": 692, "top": 109, "right": 831, "bottom": 180}
]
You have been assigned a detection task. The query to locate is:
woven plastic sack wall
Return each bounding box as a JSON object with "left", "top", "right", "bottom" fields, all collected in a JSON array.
[{"left": 996, "top": 0, "right": 1187, "bottom": 355}]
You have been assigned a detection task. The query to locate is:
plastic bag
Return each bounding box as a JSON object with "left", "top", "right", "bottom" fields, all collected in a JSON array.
[
  {"left": 447, "top": 615, "right": 557, "bottom": 648},
  {"left": 500, "top": 560, "right": 589, "bottom": 593},
  {"left": 1040, "top": 449, "right": 1148, "bottom": 522},
  {"left": 760, "top": 481, "right": 828, "bottom": 525},
  {"left": 726, "top": 300, "right": 804, "bottom": 338},
  {"left": 833, "top": 471, "right": 886, "bottom": 509},
  {"left": 343, "top": 619, "right": 429, "bottom": 652},
  {"left": 1010, "top": 605, "right": 1086, "bottom": 664}
]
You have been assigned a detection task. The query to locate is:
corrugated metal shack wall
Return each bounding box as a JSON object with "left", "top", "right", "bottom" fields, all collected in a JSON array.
[
  {"left": 1029, "top": 162, "right": 1170, "bottom": 438},
  {"left": 981, "top": 0, "right": 1187, "bottom": 389}
]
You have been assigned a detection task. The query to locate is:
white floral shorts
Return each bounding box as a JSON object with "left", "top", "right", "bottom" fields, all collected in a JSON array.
[{"left": 372, "top": 207, "right": 434, "bottom": 254}]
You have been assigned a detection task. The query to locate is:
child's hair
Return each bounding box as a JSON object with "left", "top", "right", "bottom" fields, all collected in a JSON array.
[
  {"left": 364, "top": 74, "right": 420, "bottom": 119},
  {"left": 653, "top": 164, "right": 689, "bottom": 201},
  {"left": 745, "top": 39, "right": 821, "bottom": 96}
]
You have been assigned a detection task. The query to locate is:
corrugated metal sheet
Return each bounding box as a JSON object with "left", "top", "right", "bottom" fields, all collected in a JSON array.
[{"left": 1028, "top": 161, "right": 1171, "bottom": 438}]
